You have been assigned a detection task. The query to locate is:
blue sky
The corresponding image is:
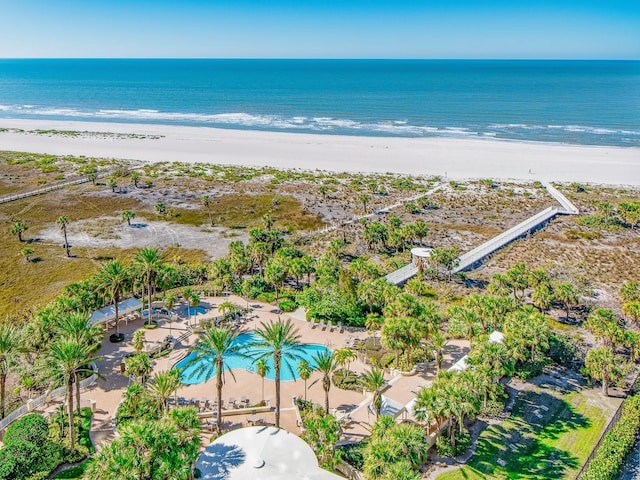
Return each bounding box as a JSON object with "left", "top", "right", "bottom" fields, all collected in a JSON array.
[{"left": 1, "top": 0, "right": 638, "bottom": 59}]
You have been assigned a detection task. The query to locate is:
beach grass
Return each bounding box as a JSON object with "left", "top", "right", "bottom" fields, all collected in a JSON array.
[{"left": 436, "top": 390, "right": 606, "bottom": 480}]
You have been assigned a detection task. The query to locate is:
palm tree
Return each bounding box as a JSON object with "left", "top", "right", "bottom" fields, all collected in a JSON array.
[
  {"left": 430, "top": 331, "right": 448, "bottom": 373},
  {"left": 360, "top": 368, "right": 386, "bottom": 417},
  {"left": 10, "top": 220, "right": 28, "bottom": 242},
  {"left": 256, "top": 358, "right": 270, "bottom": 403},
  {"left": 134, "top": 247, "right": 163, "bottom": 326},
  {"left": 188, "top": 291, "right": 201, "bottom": 328},
  {"left": 584, "top": 347, "right": 627, "bottom": 396},
  {"left": 44, "top": 339, "right": 95, "bottom": 450},
  {"left": 57, "top": 215, "right": 71, "bottom": 257},
  {"left": 183, "top": 326, "right": 241, "bottom": 434},
  {"left": 0, "top": 325, "right": 21, "bottom": 419},
  {"left": 95, "top": 260, "right": 130, "bottom": 336},
  {"left": 147, "top": 370, "right": 181, "bottom": 415},
  {"left": 298, "top": 360, "right": 313, "bottom": 401},
  {"left": 251, "top": 319, "right": 305, "bottom": 428},
  {"left": 132, "top": 330, "right": 146, "bottom": 353},
  {"left": 334, "top": 348, "right": 357, "bottom": 371},
  {"left": 164, "top": 293, "right": 177, "bottom": 337},
  {"left": 202, "top": 195, "right": 213, "bottom": 226},
  {"left": 555, "top": 282, "right": 579, "bottom": 321},
  {"left": 122, "top": 210, "right": 136, "bottom": 226},
  {"left": 311, "top": 351, "right": 337, "bottom": 414},
  {"left": 21, "top": 247, "right": 34, "bottom": 262}
]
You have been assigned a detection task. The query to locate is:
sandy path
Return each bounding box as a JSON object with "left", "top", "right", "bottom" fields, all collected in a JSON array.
[{"left": 1, "top": 119, "right": 638, "bottom": 186}]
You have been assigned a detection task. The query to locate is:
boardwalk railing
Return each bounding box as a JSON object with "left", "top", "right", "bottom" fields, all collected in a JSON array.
[
  {"left": 0, "top": 363, "right": 98, "bottom": 434},
  {"left": 0, "top": 169, "right": 116, "bottom": 205},
  {"left": 542, "top": 182, "right": 579, "bottom": 215},
  {"left": 453, "top": 206, "right": 559, "bottom": 273},
  {"left": 384, "top": 263, "right": 418, "bottom": 285}
]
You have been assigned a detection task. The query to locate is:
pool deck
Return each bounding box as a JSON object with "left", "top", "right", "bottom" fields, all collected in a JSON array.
[{"left": 37, "top": 294, "right": 469, "bottom": 450}]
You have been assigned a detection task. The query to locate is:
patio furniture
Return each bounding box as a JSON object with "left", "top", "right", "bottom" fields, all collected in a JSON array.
[
  {"left": 321, "top": 320, "right": 327, "bottom": 331},
  {"left": 338, "top": 321, "right": 344, "bottom": 333},
  {"left": 240, "top": 396, "right": 249, "bottom": 407},
  {"left": 328, "top": 321, "right": 334, "bottom": 332},
  {"left": 229, "top": 397, "right": 237, "bottom": 408}
]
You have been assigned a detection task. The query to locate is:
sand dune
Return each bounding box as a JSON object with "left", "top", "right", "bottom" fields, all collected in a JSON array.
[{"left": 1, "top": 118, "right": 638, "bottom": 185}]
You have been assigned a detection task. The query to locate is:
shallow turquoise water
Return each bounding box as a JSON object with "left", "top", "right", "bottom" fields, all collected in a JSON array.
[
  {"left": 187, "top": 306, "right": 207, "bottom": 316},
  {"left": 176, "top": 331, "right": 330, "bottom": 384}
]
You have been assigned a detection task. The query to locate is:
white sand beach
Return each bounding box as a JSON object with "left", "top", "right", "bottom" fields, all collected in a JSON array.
[{"left": 1, "top": 118, "right": 638, "bottom": 185}]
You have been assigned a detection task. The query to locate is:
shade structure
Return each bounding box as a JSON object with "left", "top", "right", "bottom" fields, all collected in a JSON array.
[
  {"left": 195, "top": 426, "right": 342, "bottom": 480},
  {"left": 368, "top": 395, "right": 406, "bottom": 419},
  {"left": 89, "top": 297, "right": 142, "bottom": 325},
  {"left": 448, "top": 354, "right": 469, "bottom": 372}
]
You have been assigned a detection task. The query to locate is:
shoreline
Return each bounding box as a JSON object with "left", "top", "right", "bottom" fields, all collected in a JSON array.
[{"left": 1, "top": 118, "right": 639, "bottom": 186}]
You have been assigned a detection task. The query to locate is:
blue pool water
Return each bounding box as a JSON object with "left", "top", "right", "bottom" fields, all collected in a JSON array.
[
  {"left": 187, "top": 306, "right": 207, "bottom": 316},
  {"left": 176, "top": 332, "right": 330, "bottom": 384}
]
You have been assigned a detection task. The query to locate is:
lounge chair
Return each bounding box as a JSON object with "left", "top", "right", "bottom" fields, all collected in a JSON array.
[
  {"left": 321, "top": 320, "right": 327, "bottom": 331},
  {"left": 338, "top": 321, "right": 344, "bottom": 333},
  {"left": 240, "top": 396, "right": 249, "bottom": 407},
  {"left": 229, "top": 397, "right": 237, "bottom": 408},
  {"left": 328, "top": 321, "right": 334, "bottom": 332},
  {"left": 311, "top": 318, "right": 318, "bottom": 329}
]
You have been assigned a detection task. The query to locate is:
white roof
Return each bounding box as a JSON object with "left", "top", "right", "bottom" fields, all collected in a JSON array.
[
  {"left": 488, "top": 330, "right": 505, "bottom": 344},
  {"left": 410, "top": 247, "right": 432, "bottom": 258},
  {"left": 448, "top": 355, "right": 469, "bottom": 372},
  {"left": 89, "top": 297, "right": 142, "bottom": 325},
  {"left": 368, "top": 395, "right": 405, "bottom": 419},
  {"left": 195, "top": 427, "right": 342, "bottom": 480}
]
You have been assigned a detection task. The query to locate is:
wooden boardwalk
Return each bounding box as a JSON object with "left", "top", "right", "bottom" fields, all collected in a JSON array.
[{"left": 385, "top": 183, "right": 579, "bottom": 285}]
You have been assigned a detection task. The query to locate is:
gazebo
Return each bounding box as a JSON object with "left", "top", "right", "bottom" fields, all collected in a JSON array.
[
  {"left": 411, "top": 247, "right": 432, "bottom": 273},
  {"left": 89, "top": 297, "right": 143, "bottom": 326},
  {"left": 195, "top": 426, "right": 342, "bottom": 480}
]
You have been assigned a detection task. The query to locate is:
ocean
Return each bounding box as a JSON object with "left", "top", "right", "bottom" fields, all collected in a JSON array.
[{"left": 0, "top": 59, "right": 638, "bottom": 147}]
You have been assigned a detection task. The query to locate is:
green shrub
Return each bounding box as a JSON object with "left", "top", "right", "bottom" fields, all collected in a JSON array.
[
  {"left": 332, "top": 368, "right": 361, "bottom": 391},
  {"left": 3, "top": 412, "right": 49, "bottom": 445},
  {"left": 435, "top": 427, "right": 471, "bottom": 458},
  {"left": 0, "top": 413, "right": 64, "bottom": 480},
  {"left": 256, "top": 292, "right": 276, "bottom": 303},
  {"left": 582, "top": 394, "right": 640, "bottom": 480},
  {"left": 279, "top": 300, "right": 297, "bottom": 312},
  {"left": 337, "top": 441, "right": 366, "bottom": 470},
  {"left": 379, "top": 352, "right": 396, "bottom": 368},
  {"left": 480, "top": 400, "right": 506, "bottom": 419},
  {"left": 513, "top": 357, "right": 550, "bottom": 380}
]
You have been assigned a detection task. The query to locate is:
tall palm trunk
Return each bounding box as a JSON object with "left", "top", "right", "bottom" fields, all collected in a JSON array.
[
  {"left": 323, "top": 376, "right": 330, "bottom": 414},
  {"left": 275, "top": 352, "right": 281, "bottom": 428},
  {"left": 216, "top": 358, "right": 223, "bottom": 434},
  {"left": 0, "top": 373, "right": 5, "bottom": 419},
  {"left": 68, "top": 379, "right": 75, "bottom": 450},
  {"left": 75, "top": 371, "right": 81, "bottom": 415},
  {"left": 147, "top": 279, "right": 152, "bottom": 325},
  {"left": 62, "top": 225, "right": 70, "bottom": 257},
  {"left": 114, "top": 291, "right": 120, "bottom": 335}
]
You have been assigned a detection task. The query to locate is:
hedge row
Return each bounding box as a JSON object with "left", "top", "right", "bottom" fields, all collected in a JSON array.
[{"left": 581, "top": 394, "right": 640, "bottom": 480}]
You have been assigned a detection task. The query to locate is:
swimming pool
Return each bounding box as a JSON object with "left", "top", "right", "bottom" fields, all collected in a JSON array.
[
  {"left": 175, "top": 332, "right": 331, "bottom": 384},
  {"left": 187, "top": 306, "right": 207, "bottom": 316}
]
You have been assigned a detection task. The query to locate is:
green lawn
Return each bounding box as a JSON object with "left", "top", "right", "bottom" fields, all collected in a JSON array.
[{"left": 437, "top": 389, "right": 605, "bottom": 480}]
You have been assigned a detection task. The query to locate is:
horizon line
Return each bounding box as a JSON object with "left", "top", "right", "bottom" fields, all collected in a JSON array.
[{"left": 1, "top": 57, "right": 639, "bottom": 61}]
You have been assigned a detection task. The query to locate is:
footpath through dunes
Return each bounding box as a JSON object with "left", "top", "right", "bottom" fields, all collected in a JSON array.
[{"left": 385, "top": 181, "right": 580, "bottom": 285}]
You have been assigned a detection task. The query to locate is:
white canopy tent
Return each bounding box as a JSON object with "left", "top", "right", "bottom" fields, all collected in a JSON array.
[
  {"left": 195, "top": 426, "right": 342, "bottom": 480},
  {"left": 89, "top": 297, "right": 143, "bottom": 326}
]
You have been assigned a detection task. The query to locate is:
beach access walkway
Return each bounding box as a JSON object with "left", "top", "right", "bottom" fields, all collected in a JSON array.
[
  {"left": 385, "top": 182, "right": 579, "bottom": 285},
  {"left": 0, "top": 169, "right": 118, "bottom": 205}
]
